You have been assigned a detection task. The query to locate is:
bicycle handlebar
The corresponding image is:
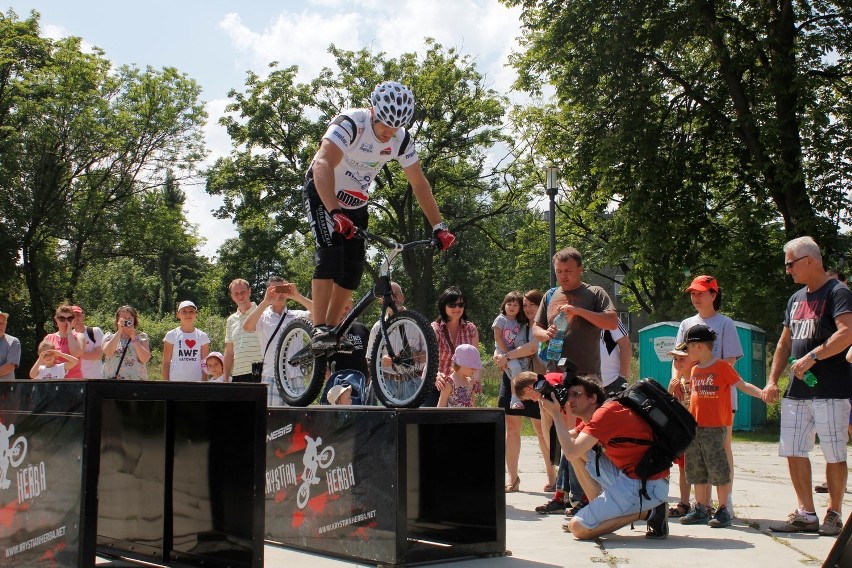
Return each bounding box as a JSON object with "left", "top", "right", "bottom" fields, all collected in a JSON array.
[{"left": 355, "top": 228, "right": 437, "bottom": 251}]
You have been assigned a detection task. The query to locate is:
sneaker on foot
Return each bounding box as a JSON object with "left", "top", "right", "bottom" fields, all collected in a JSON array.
[
  {"left": 311, "top": 326, "right": 337, "bottom": 351},
  {"left": 680, "top": 505, "right": 711, "bottom": 525},
  {"left": 819, "top": 509, "right": 844, "bottom": 537},
  {"left": 646, "top": 502, "right": 669, "bottom": 539},
  {"left": 769, "top": 510, "right": 819, "bottom": 533},
  {"left": 709, "top": 505, "right": 732, "bottom": 528},
  {"left": 535, "top": 498, "right": 566, "bottom": 515}
]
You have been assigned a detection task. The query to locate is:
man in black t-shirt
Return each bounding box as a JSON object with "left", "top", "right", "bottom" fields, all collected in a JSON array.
[
  {"left": 765, "top": 236, "right": 852, "bottom": 537},
  {"left": 327, "top": 299, "right": 369, "bottom": 378}
]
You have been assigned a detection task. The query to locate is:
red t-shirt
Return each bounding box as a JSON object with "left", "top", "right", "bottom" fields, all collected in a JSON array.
[
  {"left": 583, "top": 402, "right": 668, "bottom": 480},
  {"left": 45, "top": 333, "right": 82, "bottom": 379},
  {"left": 689, "top": 359, "right": 741, "bottom": 427}
]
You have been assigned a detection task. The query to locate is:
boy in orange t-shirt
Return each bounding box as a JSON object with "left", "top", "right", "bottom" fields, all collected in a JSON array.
[{"left": 680, "top": 324, "right": 764, "bottom": 528}]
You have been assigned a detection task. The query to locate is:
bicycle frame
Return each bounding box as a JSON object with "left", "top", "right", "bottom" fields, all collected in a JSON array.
[{"left": 332, "top": 229, "right": 433, "bottom": 361}]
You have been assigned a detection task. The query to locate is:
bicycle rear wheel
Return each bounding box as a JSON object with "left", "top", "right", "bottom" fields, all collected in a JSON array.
[
  {"left": 369, "top": 310, "right": 438, "bottom": 408},
  {"left": 274, "top": 317, "right": 326, "bottom": 406}
]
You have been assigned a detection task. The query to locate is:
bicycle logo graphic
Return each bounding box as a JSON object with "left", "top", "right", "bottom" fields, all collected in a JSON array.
[
  {"left": 297, "top": 435, "right": 335, "bottom": 509},
  {"left": 0, "top": 423, "right": 28, "bottom": 490}
]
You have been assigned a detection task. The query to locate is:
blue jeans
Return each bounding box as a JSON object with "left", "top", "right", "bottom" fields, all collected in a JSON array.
[{"left": 556, "top": 455, "right": 585, "bottom": 505}]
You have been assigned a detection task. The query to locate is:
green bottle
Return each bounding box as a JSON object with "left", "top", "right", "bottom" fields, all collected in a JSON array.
[{"left": 788, "top": 357, "right": 818, "bottom": 387}]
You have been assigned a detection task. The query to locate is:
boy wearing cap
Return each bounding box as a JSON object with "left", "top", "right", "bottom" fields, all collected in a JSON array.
[
  {"left": 327, "top": 384, "right": 353, "bottom": 405},
  {"left": 0, "top": 310, "right": 20, "bottom": 381},
  {"left": 680, "top": 324, "right": 764, "bottom": 528},
  {"left": 162, "top": 301, "right": 210, "bottom": 381},
  {"left": 437, "top": 344, "right": 480, "bottom": 408},
  {"left": 667, "top": 342, "right": 697, "bottom": 518}
]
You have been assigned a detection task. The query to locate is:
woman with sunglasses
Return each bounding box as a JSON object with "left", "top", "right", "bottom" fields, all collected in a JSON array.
[
  {"left": 426, "top": 287, "right": 480, "bottom": 407},
  {"left": 43, "top": 304, "right": 84, "bottom": 379}
]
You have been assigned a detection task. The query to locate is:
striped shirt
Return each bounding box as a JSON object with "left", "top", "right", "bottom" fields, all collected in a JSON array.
[{"left": 225, "top": 304, "right": 262, "bottom": 376}]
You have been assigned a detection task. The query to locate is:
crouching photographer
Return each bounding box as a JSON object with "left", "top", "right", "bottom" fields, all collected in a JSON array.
[
  {"left": 513, "top": 369, "right": 586, "bottom": 516},
  {"left": 537, "top": 372, "right": 670, "bottom": 540}
]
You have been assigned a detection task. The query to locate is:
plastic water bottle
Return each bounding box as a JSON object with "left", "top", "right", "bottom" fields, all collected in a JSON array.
[
  {"left": 788, "top": 357, "right": 818, "bottom": 387},
  {"left": 546, "top": 312, "right": 568, "bottom": 361}
]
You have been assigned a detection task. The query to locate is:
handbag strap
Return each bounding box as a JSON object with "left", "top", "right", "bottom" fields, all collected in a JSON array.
[
  {"left": 263, "top": 311, "right": 288, "bottom": 358},
  {"left": 112, "top": 338, "right": 131, "bottom": 380}
]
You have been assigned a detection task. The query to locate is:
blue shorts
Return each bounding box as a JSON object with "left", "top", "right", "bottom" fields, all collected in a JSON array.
[{"left": 573, "top": 449, "right": 669, "bottom": 530}]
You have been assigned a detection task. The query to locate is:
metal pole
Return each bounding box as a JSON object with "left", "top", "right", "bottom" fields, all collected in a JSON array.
[
  {"left": 545, "top": 163, "right": 559, "bottom": 288},
  {"left": 548, "top": 189, "right": 556, "bottom": 287}
]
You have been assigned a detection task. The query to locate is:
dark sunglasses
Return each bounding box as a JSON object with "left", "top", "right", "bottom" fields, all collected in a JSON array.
[
  {"left": 447, "top": 301, "right": 465, "bottom": 308},
  {"left": 56, "top": 315, "right": 75, "bottom": 322}
]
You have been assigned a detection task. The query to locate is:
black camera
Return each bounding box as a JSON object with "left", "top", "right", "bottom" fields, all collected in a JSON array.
[
  {"left": 533, "top": 377, "right": 570, "bottom": 406},
  {"left": 533, "top": 358, "right": 579, "bottom": 406},
  {"left": 122, "top": 319, "right": 133, "bottom": 327}
]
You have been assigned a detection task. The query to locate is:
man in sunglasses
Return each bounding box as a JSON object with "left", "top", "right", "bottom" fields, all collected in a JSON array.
[
  {"left": 43, "top": 304, "right": 84, "bottom": 379},
  {"left": 764, "top": 236, "right": 852, "bottom": 536},
  {"left": 539, "top": 374, "right": 670, "bottom": 540},
  {"left": 302, "top": 81, "right": 454, "bottom": 352}
]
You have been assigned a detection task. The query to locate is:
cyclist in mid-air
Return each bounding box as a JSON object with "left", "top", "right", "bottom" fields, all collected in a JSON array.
[{"left": 303, "top": 80, "right": 455, "bottom": 351}]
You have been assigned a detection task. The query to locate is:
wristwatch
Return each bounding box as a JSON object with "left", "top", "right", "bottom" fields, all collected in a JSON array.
[{"left": 809, "top": 352, "right": 819, "bottom": 362}]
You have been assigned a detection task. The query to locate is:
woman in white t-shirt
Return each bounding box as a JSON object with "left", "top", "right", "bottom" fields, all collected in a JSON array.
[{"left": 162, "top": 301, "right": 210, "bottom": 381}]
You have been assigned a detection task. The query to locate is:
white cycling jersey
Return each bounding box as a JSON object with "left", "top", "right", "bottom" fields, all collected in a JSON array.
[{"left": 318, "top": 108, "right": 419, "bottom": 209}]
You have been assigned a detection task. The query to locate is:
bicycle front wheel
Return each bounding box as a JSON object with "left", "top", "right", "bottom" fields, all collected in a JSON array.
[
  {"left": 369, "top": 310, "right": 438, "bottom": 408},
  {"left": 274, "top": 317, "right": 326, "bottom": 406}
]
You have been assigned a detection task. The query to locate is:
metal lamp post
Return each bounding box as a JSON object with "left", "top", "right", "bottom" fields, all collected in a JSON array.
[{"left": 545, "top": 162, "right": 559, "bottom": 287}]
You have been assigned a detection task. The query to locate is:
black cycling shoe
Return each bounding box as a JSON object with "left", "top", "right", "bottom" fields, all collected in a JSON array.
[
  {"left": 311, "top": 326, "right": 337, "bottom": 351},
  {"left": 645, "top": 502, "right": 669, "bottom": 540}
]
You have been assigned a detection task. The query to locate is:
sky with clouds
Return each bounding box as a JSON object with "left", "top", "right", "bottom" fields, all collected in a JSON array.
[{"left": 8, "top": 1, "right": 525, "bottom": 257}]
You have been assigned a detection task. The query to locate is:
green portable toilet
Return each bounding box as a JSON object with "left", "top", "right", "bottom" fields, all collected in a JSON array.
[
  {"left": 638, "top": 322, "right": 680, "bottom": 386},
  {"left": 732, "top": 322, "right": 766, "bottom": 431},
  {"left": 638, "top": 320, "right": 767, "bottom": 431}
]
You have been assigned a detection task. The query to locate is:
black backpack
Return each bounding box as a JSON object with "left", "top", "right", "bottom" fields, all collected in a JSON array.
[{"left": 606, "top": 378, "right": 697, "bottom": 497}]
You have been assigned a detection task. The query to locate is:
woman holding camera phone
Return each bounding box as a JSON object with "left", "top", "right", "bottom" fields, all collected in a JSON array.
[{"left": 102, "top": 305, "right": 151, "bottom": 380}]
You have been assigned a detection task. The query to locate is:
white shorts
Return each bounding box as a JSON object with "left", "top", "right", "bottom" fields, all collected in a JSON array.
[
  {"left": 573, "top": 449, "right": 669, "bottom": 530},
  {"left": 779, "top": 398, "right": 850, "bottom": 463}
]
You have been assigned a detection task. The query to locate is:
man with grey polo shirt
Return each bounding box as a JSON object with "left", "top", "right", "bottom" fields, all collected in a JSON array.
[
  {"left": 764, "top": 236, "right": 852, "bottom": 537},
  {"left": 0, "top": 310, "right": 20, "bottom": 381},
  {"left": 224, "top": 278, "right": 263, "bottom": 382}
]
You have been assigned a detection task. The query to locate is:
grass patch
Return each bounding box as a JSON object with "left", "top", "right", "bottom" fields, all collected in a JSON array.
[{"left": 732, "top": 424, "right": 780, "bottom": 443}]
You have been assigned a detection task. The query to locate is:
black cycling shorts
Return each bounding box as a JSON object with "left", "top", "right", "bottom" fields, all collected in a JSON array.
[{"left": 302, "top": 170, "right": 368, "bottom": 290}]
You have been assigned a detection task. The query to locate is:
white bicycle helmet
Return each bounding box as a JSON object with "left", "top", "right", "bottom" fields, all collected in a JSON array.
[{"left": 370, "top": 81, "right": 415, "bottom": 128}]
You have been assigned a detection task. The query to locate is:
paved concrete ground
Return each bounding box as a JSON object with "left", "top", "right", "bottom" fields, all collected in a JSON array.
[{"left": 100, "top": 437, "right": 850, "bottom": 567}]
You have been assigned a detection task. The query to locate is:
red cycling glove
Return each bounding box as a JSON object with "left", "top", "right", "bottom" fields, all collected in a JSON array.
[
  {"left": 329, "top": 209, "right": 356, "bottom": 239},
  {"left": 432, "top": 223, "right": 455, "bottom": 251}
]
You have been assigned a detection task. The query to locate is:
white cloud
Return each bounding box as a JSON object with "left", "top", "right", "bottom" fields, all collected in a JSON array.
[
  {"left": 201, "top": 1, "right": 525, "bottom": 257},
  {"left": 218, "top": 1, "right": 522, "bottom": 94}
]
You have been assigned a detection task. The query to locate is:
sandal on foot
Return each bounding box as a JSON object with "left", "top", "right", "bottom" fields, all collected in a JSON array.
[
  {"left": 505, "top": 477, "right": 520, "bottom": 493},
  {"left": 668, "top": 501, "right": 690, "bottom": 518},
  {"left": 543, "top": 483, "right": 556, "bottom": 492}
]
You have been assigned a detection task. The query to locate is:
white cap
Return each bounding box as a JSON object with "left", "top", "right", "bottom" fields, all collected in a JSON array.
[
  {"left": 327, "top": 384, "right": 352, "bottom": 405},
  {"left": 178, "top": 300, "right": 197, "bottom": 311}
]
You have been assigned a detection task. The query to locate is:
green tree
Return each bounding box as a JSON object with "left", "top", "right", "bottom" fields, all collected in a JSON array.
[
  {"left": 0, "top": 11, "right": 207, "bottom": 341},
  {"left": 207, "top": 40, "right": 527, "bottom": 321},
  {"left": 502, "top": 0, "right": 851, "bottom": 336}
]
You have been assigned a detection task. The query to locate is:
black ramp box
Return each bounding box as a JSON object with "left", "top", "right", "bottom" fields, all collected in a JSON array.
[
  {"left": 0, "top": 380, "right": 266, "bottom": 567},
  {"left": 264, "top": 407, "right": 506, "bottom": 565}
]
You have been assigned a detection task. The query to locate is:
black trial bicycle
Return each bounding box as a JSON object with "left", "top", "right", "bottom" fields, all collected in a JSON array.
[{"left": 274, "top": 229, "right": 439, "bottom": 408}]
